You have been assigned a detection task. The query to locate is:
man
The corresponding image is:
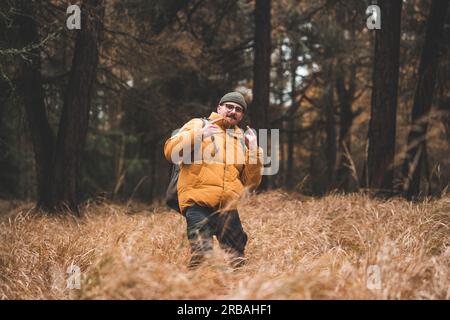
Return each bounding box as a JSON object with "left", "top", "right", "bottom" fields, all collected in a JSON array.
[{"left": 163, "top": 92, "right": 263, "bottom": 269}]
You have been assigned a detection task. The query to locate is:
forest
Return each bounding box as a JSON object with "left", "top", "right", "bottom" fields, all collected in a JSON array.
[
  {"left": 1, "top": 0, "right": 448, "bottom": 208},
  {"left": 0, "top": 0, "right": 449, "bottom": 301}
]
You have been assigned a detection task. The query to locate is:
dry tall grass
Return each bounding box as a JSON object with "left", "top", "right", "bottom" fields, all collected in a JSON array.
[{"left": 0, "top": 191, "right": 449, "bottom": 299}]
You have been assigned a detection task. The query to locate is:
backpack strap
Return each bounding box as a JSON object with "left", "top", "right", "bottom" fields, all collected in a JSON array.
[{"left": 225, "top": 127, "right": 246, "bottom": 152}]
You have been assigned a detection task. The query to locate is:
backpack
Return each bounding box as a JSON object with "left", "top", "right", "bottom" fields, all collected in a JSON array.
[{"left": 165, "top": 118, "right": 209, "bottom": 213}]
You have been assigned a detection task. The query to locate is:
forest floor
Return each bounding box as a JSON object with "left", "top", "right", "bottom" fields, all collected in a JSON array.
[{"left": 0, "top": 190, "right": 449, "bottom": 299}]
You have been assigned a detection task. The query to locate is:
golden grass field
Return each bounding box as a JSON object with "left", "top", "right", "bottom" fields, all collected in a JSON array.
[{"left": 0, "top": 190, "right": 449, "bottom": 299}]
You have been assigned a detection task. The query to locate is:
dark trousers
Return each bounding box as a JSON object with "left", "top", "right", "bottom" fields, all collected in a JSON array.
[{"left": 184, "top": 204, "right": 248, "bottom": 267}]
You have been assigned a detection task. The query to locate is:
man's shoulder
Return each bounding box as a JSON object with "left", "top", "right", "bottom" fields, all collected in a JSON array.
[
  {"left": 181, "top": 117, "right": 206, "bottom": 129},
  {"left": 168, "top": 118, "right": 204, "bottom": 138}
]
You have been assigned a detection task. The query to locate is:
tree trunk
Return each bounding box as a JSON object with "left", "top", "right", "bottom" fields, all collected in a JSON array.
[
  {"left": 0, "top": 80, "right": 9, "bottom": 126},
  {"left": 47, "top": 0, "right": 105, "bottom": 212},
  {"left": 113, "top": 92, "right": 125, "bottom": 198},
  {"left": 0, "top": 9, "right": 10, "bottom": 127},
  {"left": 149, "top": 141, "right": 158, "bottom": 202},
  {"left": 335, "top": 63, "right": 357, "bottom": 192},
  {"left": 324, "top": 62, "right": 336, "bottom": 192},
  {"left": 286, "top": 43, "right": 299, "bottom": 190},
  {"left": 286, "top": 125, "right": 295, "bottom": 190},
  {"left": 367, "top": 0, "right": 402, "bottom": 195},
  {"left": 278, "top": 124, "right": 285, "bottom": 188},
  {"left": 274, "top": 43, "right": 285, "bottom": 188},
  {"left": 439, "top": 97, "right": 450, "bottom": 149},
  {"left": 251, "top": 0, "right": 271, "bottom": 191},
  {"left": 309, "top": 124, "right": 322, "bottom": 195},
  {"left": 401, "top": 0, "right": 449, "bottom": 199},
  {"left": 16, "top": 0, "right": 56, "bottom": 206}
]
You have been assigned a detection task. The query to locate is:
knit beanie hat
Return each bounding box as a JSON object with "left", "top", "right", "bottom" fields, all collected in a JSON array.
[{"left": 219, "top": 92, "right": 247, "bottom": 111}]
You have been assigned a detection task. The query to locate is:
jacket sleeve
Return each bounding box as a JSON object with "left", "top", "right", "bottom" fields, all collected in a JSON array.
[
  {"left": 240, "top": 145, "right": 264, "bottom": 190},
  {"left": 164, "top": 119, "right": 204, "bottom": 163}
]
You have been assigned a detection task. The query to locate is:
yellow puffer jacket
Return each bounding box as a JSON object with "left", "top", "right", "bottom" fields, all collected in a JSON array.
[{"left": 164, "top": 112, "right": 263, "bottom": 214}]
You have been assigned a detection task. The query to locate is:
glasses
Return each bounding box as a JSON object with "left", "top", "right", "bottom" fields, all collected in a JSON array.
[{"left": 224, "top": 103, "right": 244, "bottom": 113}]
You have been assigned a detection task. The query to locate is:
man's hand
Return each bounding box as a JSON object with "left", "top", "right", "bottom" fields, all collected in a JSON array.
[
  {"left": 244, "top": 125, "right": 258, "bottom": 150},
  {"left": 201, "top": 117, "right": 222, "bottom": 138}
]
